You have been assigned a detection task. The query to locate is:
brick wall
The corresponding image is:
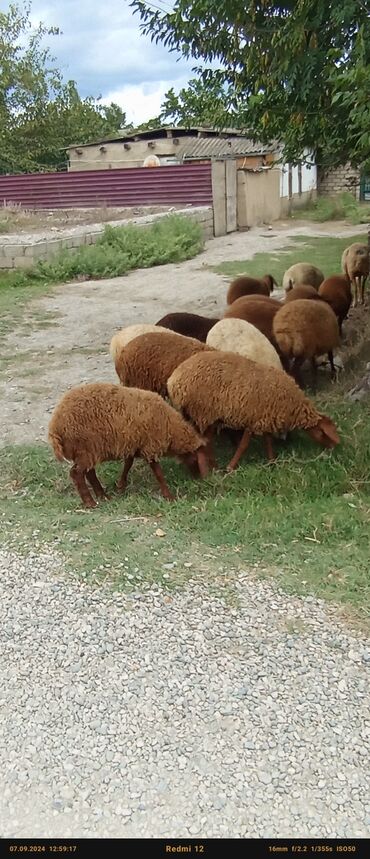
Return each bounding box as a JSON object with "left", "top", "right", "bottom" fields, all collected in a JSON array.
[{"left": 317, "top": 164, "right": 361, "bottom": 199}]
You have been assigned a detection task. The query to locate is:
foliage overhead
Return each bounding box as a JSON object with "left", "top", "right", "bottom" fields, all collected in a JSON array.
[
  {"left": 131, "top": 1, "right": 370, "bottom": 169},
  {"left": 0, "top": 2, "right": 127, "bottom": 173}
]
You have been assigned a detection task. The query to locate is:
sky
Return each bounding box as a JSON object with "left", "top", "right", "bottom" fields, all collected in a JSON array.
[{"left": 30, "top": 0, "right": 193, "bottom": 124}]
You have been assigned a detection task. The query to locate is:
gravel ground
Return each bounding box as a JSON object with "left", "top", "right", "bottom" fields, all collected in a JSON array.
[{"left": 1, "top": 547, "right": 369, "bottom": 838}]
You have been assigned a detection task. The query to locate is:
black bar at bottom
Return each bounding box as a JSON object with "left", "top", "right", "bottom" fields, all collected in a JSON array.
[{"left": 0, "top": 839, "right": 369, "bottom": 858}]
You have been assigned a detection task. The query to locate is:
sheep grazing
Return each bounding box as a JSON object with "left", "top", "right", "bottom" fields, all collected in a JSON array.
[
  {"left": 155, "top": 311, "right": 219, "bottom": 342},
  {"left": 206, "top": 318, "right": 282, "bottom": 370},
  {"left": 318, "top": 275, "right": 352, "bottom": 335},
  {"left": 110, "top": 324, "right": 169, "bottom": 362},
  {"left": 283, "top": 263, "right": 324, "bottom": 293},
  {"left": 48, "top": 383, "right": 209, "bottom": 507},
  {"left": 284, "top": 285, "right": 323, "bottom": 303},
  {"left": 223, "top": 296, "right": 282, "bottom": 343},
  {"left": 226, "top": 274, "right": 277, "bottom": 305},
  {"left": 114, "top": 329, "right": 212, "bottom": 396},
  {"left": 341, "top": 243, "right": 369, "bottom": 306},
  {"left": 167, "top": 351, "right": 340, "bottom": 472},
  {"left": 272, "top": 299, "right": 340, "bottom": 386}
]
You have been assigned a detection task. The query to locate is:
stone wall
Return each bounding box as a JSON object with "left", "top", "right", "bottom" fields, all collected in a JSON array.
[
  {"left": 0, "top": 206, "right": 214, "bottom": 271},
  {"left": 317, "top": 164, "right": 361, "bottom": 199}
]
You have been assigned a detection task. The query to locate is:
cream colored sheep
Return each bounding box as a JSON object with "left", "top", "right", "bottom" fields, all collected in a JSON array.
[
  {"left": 206, "top": 318, "right": 282, "bottom": 370},
  {"left": 283, "top": 263, "right": 324, "bottom": 293},
  {"left": 341, "top": 243, "right": 369, "bottom": 306},
  {"left": 110, "top": 324, "right": 169, "bottom": 362}
]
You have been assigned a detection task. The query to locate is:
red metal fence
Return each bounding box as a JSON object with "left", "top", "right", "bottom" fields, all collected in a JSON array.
[{"left": 0, "top": 163, "right": 213, "bottom": 209}]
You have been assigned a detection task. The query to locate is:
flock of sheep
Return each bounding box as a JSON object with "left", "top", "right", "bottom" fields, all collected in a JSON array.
[{"left": 48, "top": 240, "right": 369, "bottom": 508}]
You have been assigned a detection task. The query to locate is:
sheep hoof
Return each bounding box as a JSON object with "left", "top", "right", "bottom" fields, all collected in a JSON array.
[{"left": 82, "top": 498, "right": 98, "bottom": 509}]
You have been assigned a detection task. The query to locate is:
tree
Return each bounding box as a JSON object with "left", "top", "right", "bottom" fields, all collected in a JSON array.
[
  {"left": 131, "top": 1, "right": 370, "bottom": 169},
  {"left": 0, "top": 2, "right": 126, "bottom": 173},
  {"left": 159, "top": 76, "right": 238, "bottom": 128}
]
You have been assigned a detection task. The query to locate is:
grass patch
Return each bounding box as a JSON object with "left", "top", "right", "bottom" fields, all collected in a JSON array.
[
  {"left": 0, "top": 214, "right": 203, "bottom": 338},
  {"left": 1, "top": 396, "right": 369, "bottom": 623},
  {"left": 212, "top": 233, "right": 366, "bottom": 282},
  {"left": 292, "top": 193, "right": 370, "bottom": 225}
]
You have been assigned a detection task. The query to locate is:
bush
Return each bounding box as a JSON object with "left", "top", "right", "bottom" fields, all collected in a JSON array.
[
  {"left": 295, "top": 193, "right": 370, "bottom": 224},
  {"left": 34, "top": 214, "right": 204, "bottom": 283}
]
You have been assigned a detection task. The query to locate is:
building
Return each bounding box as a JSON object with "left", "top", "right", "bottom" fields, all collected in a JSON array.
[{"left": 66, "top": 126, "right": 317, "bottom": 229}]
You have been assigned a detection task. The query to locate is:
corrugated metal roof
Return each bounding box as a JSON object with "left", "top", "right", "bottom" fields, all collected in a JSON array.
[
  {"left": 67, "top": 126, "right": 259, "bottom": 150},
  {"left": 182, "top": 137, "right": 277, "bottom": 159}
]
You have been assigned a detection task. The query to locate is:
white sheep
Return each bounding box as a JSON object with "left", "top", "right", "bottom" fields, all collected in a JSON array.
[
  {"left": 110, "top": 324, "right": 169, "bottom": 362},
  {"left": 206, "top": 318, "right": 282, "bottom": 370},
  {"left": 283, "top": 263, "right": 324, "bottom": 293}
]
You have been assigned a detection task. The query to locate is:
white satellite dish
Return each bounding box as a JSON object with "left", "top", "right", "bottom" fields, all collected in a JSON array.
[{"left": 143, "top": 154, "right": 161, "bottom": 167}]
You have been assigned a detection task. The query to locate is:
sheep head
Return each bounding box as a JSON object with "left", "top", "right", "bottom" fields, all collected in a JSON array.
[
  {"left": 305, "top": 416, "right": 340, "bottom": 448},
  {"left": 178, "top": 447, "right": 210, "bottom": 478}
]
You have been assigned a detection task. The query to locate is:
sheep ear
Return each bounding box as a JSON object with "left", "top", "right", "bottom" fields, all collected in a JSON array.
[
  {"left": 272, "top": 277, "right": 279, "bottom": 288},
  {"left": 196, "top": 447, "right": 209, "bottom": 478},
  {"left": 318, "top": 416, "right": 340, "bottom": 445}
]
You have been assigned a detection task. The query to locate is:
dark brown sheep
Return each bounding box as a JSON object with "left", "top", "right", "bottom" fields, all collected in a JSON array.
[
  {"left": 167, "top": 351, "right": 340, "bottom": 471},
  {"left": 318, "top": 275, "right": 352, "bottom": 335},
  {"left": 223, "top": 296, "right": 282, "bottom": 343},
  {"left": 48, "top": 383, "right": 209, "bottom": 507},
  {"left": 155, "top": 312, "right": 219, "bottom": 342},
  {"left": 272, "top": 299, "right": 340, "bottom": 386},
  {"left": 227, "top": 274, "right": 277, "bottom": 305},
  {"left": 114, "top": 330, "right": 212, "bottom": 396}
]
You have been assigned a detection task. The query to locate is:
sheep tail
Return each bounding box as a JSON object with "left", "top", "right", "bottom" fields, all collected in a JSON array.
[
  {"left": 49, "top": 432, "right": 67, "bottom": 462},
  {"left": 276, "top": 331, "right": 305, "bottom": 358}
]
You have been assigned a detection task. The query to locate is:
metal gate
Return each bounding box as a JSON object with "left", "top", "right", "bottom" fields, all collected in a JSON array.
[{"left": 360, "top": 175, "right": 370, "bottom": 201}]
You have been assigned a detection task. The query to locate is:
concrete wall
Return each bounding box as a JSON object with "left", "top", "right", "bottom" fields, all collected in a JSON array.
[
  {"left": 317, "top": 163, "right": 361, "bottom": 199},
  {"left": 237, "top": 168, "right": 281, "bottom": 228},
  {"left": 279, "top": 150, "right": 317, "bottom": 213},
  {"left": 0, "top": 206, "right": 214, "bottom": 271}
]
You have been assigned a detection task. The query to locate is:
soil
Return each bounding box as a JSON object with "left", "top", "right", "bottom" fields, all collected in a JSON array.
[
  {"left": 0, "top": 204, "right": 187, "bottom": 236},
  {"left": 0, "top": 219, "right": 369, "bottom": 448}
]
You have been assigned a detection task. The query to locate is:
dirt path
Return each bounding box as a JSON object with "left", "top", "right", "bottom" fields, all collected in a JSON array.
[{"left": 0, "top": 220, "right": 367, "bottom": 447}]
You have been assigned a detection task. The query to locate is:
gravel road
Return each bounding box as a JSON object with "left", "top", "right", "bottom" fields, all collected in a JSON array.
[{"left": 1, "top": 547, "right": 369, "bottom": 838}]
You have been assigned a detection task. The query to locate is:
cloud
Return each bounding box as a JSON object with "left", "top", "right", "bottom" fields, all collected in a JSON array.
[
  {"left": 101, "top": 77, "right": 189, "bottom": 124},
  {"left": 30, "top": 0, "right": 193, "bottom": 120}
]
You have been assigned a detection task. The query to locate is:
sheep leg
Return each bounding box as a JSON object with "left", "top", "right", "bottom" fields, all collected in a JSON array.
[
  {"left": 292, "top": 356, "right": 304, "bottom": 388},
  {"left": 353, "top": 279, "right": 358, "bottom": 307},
  {"left": 70, "top": 465, "right": 97, "bottom": 509},
  {"left": 360, "top": 277, "right": 366, "bottom": 306},
  {"left": 204, "top": 426, "right": 217, "bottom": 470},
  {"left": 86, "top": 468, "right": 110, "bottom": 500},
  {"left": 116, "top": 456, "right": 134, "bottom": 493},
  {"left": 310, "top": 357, "right": 318, "bottom": 391},
  {"left": 226, "top": 429, "right": 251, "bottom": 472},
  {"left": 328, "top": 350, "right": 337, "bottom": 380},
  {"left": 264, "top": 434, "right": 276, "bottom": 462},
  {"left": 149, "top": 461, "right": 175, "bottom": 502}
]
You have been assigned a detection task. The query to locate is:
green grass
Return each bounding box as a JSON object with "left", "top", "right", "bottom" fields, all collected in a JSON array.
[
  {"left": 212, "top": 233, "right": 366, "bottom": 282},
  {"left": 1, "top": 396, "right": 369, "bottom": 622},
  {"left": 292, "top": 193, "right": 370, "bottom": 225},
  {"left": 0, "top": 214, "right": 204, "bottom": 339}
]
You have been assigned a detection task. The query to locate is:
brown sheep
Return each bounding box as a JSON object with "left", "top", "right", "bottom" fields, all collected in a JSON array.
[
  {"left": 167, "top": 351, "right": 339, "bottom": 472},
  {"left": 226, "top": 274, "right": 277, "bottom": 304},
  {"left": 318, "top": 276, "right": 352, "bottom": 335},
  {"left": 155, "top": 312, "right": 219, "bottom": 342},
  {"left": 223, "top": 296, "right": 282, "bottom": 343},
  {"left": 283, "top": 263, "right": 324, "bottom": 293},
  {"left": 284, "top": 285, "right": 323, "bottom": 303},
  {"left": 272, "top": 299, "right": 340, "bottom": 387},
  {"left": 114, "top": 330, "right": 212, "bottom": 396},
  {"left": 341, "top": 243, "right": 369, "bottom": 306},
  {"left": 48, "top": 383, "right": 209, "bottom": 507}
]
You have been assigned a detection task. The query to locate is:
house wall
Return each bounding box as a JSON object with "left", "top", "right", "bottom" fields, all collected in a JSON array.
[
  {"left": 67, "top": 136, "right": 196, "bottom": 170},
  {"left": 279, "top": 150, "right": 317, "bottom": 213}
]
